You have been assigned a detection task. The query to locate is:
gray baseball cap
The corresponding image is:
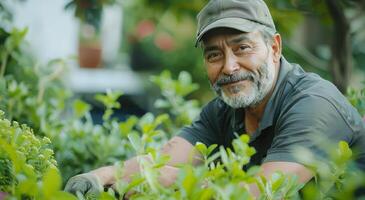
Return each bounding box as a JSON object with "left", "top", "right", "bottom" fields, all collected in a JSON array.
[{"left": 196, "top": 0, "right": 276, "bottom": 46}]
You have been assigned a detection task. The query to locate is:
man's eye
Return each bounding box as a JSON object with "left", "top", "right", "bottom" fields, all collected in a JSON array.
[
  {"left": 206, "top": 52, "right": 221, "bottom": 62},
  {"left": 238, "top": 45, "right": 251, "bottom": 52}
]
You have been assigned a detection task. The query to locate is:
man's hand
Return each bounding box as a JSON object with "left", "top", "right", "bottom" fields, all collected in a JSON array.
[
  {"left": 64, "top": 173, "right": 103, "bottom": 197},
  {"left": 63, "top": 136, "right": 197, "bottom": 197}
]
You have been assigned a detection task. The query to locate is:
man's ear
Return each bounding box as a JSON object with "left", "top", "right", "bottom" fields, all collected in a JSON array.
[{"left": 271, "top": 33, "right": 282, "bottom": 63}]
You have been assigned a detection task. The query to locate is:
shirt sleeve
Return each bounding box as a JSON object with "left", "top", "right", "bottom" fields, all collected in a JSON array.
[
  {"left": 264, "top": 94, "right": 354, "bottom": 164},
  {"left": 178, "top": 99, "right": 222, "bottom": 147}
]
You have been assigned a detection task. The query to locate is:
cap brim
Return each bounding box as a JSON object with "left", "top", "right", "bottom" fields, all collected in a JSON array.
[{"left": 195, "top": 17, "right": 260, "bottom": 47}]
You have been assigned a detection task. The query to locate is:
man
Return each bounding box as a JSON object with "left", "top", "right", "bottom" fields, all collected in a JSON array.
[{"left": 65, "top": 0, "right": 365, "bottom": 197}]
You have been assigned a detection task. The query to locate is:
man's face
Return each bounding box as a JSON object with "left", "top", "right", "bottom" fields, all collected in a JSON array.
[{"left": 202, "top": 29, "right": 278, "bottom": 108}]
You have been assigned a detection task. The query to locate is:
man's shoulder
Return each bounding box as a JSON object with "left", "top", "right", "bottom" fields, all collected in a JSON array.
[
  {"left": 279, "top": 62, "right": 364, "bottom": 132},
  {"left": 273, "top": 59, "right": 339, "bottom": 107},
  {"left": 283, "top": 63, "right": 343, "bottom": 102}
]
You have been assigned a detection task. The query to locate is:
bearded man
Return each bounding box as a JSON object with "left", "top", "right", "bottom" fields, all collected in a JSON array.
[{"left": 65, "top": 0, "right": 365, "bottom": 197}]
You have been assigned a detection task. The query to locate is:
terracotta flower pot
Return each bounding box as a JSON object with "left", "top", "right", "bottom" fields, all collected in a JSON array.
[
  {"left": 78, "top": 22, "right": 102, "bottom": 68},
  {"left": 78, "top": 42, "right": 102, "bottom": 68}
]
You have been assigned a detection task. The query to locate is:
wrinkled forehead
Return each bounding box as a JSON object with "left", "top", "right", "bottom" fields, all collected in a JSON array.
[{"left": 200, "top": 28, "right": 262, "bottom": 48}]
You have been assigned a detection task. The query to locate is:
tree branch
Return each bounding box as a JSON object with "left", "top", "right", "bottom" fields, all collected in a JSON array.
[{"left": 325, "top": 0, "right": 352, "bottom": 93}]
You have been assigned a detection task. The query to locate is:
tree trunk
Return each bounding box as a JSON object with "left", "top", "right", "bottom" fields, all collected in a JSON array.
[{"left": 325, "top": 0, "right": 352, "bottom": 93}]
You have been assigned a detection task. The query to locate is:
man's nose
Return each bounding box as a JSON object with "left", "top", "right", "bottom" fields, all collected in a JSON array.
[{"left": 222, "top": 53, "right": 240, "bottom": 75}]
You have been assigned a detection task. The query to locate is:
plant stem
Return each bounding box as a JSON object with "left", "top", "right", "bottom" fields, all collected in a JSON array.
[
  {"left": 0, "top": 52, "right": 9, "bottom": 78},
  {"left": 37, "top": 60, "right": 65, "bottom": 103}
]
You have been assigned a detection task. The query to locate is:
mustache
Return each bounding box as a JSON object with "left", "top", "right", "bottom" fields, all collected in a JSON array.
[{"left": 215, "top": 71, "right": 256, "bottom": 86}]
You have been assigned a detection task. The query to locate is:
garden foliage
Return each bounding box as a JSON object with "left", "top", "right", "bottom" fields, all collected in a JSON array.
[
  {"left": 1, "top": 22, "right": 365, "bottom": 200},
  {"left": 0, "top": 110, "right": 77, "bottom": 199}
]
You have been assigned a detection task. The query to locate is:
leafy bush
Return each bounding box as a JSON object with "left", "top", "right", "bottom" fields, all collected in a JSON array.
[
  {"left": 151, "top": 70, "right": 200, "bottom": 130},
  {"left": 107, "top": 132, "right": 364, "bottom": 200},
  {"left": 0, "top": 26, "right": 203, "bottom": 182},
  {"left": 108, "top": 134, "right": 303, "bottom": 200},
  {"left": 0, "top": 110, "right": 77, "bottom": 199}
]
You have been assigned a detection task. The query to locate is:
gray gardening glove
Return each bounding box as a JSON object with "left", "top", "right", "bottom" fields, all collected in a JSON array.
[{"left": 64, "top": 173, "right": 103, "bottom": 198}]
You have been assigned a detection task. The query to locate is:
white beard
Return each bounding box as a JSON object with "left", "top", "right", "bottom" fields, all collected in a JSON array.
[{"left": 212, "top": 59, "right": 276, "bottom": 109}]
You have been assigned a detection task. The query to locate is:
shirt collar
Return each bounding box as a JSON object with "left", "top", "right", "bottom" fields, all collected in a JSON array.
[{"left": 231, "top": 57, "right": 294, "bottom": 139}]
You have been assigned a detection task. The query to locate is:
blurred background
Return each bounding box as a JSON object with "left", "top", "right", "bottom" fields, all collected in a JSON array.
[{"left": 1, "top": 0, "right": 365, "bottom": 117}]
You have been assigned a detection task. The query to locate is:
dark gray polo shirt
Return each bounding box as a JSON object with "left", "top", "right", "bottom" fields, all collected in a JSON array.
[{"left": 178, "top": 57, "right": 365, "bottom": 170}]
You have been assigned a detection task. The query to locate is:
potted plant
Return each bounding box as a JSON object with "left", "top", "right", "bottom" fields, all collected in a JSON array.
[{"left": 65, "top": 0, "right": 117, "bottom": 68}]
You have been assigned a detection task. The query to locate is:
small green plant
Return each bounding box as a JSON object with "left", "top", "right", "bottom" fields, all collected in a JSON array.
[
  {"left": 347, "top": 86, "right": 365, "bottom": 116},
  {"left": 65, "top": 0, "right": 119, "bottom": 29},
  {"left": 296, "top": 138, "right": 365, "bottom": 199},
  {"left": 0, "top": 25, "right": 207, "bottom": 183},
  {"left": 151, "top": 70, "right": 200, "bottom": 130},
  {"left": 0, "top": 110, "right": 76, "bottom": 199},
  {"left": 110, "top": 134, "right": 304, "bottom": 200}
]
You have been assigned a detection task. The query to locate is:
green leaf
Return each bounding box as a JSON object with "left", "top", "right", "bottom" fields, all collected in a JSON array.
[
  {"left": 52, "top": 191, "right": 78, "bottom": 200},
  {"left": 139, "top": 113, "right": 155, "bottom": 126},
  {"left": 154, "top": 99, "right": 170, "bottom": 108},
  {"left": 95, "top": 90, "right": 122, "bottom": 109},
  {"left": 198, "top": 188, "right": 214, "bottom": 200},
  {"left": 271, "top": 172, "right": 285, "bottom": 192},
  {"left": 17, "top": 178, "right": 38, "bottom": 196},
  {"left": 181, "top": 166, "right": 197, "bottom": 197},
  {"left": 139, "top": 113, "right": 156, "bottom": 134},
  {"left": 119, "top": 116, "right": 138, "bottom": 136},
  {"left": 195, "top": 142, "right": 207, "bottom": 156},
  {"left": 246, "top": 166, "right": 261, "bottom": 177},
  {"left": 126, "top": 177, "right": 145, "bottom": 192},
  {"left": 95, "top": 94, "right": 108, "bottom": 106},
  {"left": 73, "top": 99, "right": 90, "bottom": 118},
  {"left": 155, "top": 114, "right": 169, "bottom": 125},
  {"left": 99, "top": 192, "right": 115, "bottom": 200},
  {"left": 206, "top": 152, "right": 220, "bottom": 164},
  {"left": 128, "top": 132, "right": 143, "bottom": 153},
  {"left": 140, "top": 159, "right": 159, "bottom": 192},
  {"left": 255, "top": 176, "right": 267, "bottom": 193},
  {"left": 219, "top": 146, "right": 229, "bottom": 167},
  {"left": 239, "top": 134, "right": 250, "bottom": 144},
  {"left": 5, "top": 28, "right": 27, "bottom": 51},
  {"left": 207, "top": 144, "right": 218, "bottom": 155},
  {"left": 178, "top": 71, "right": 192, "bottom": 85},
  {"left": 285, "top": 176, "right": 303, "bottom": 198},
  {"left": 338, "top": 140, "right": 352, "bottom": 160},
  {"left": 42, "top": 167, "right": 62, "bottom": 198}
]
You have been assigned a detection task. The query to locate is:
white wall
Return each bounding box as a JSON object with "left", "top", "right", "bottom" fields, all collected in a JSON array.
[
  {"left": 10, "top": 0, "right": 123, "bottom": 66},
  {"left": 12, "top": 0, "right": 78, "bottom": 65}
]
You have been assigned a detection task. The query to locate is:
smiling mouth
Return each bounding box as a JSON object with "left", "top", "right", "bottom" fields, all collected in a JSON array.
[{"left": 220, "top": 79, "right": 250, "bottom": 87}]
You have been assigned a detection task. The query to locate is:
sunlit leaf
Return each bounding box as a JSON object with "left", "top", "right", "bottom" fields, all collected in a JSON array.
[
  {"left": 42, "top": 167, "right": 61, "bottom": 198},
  {"left": 73, "top": 99, "right": 90, "bottom": 118},
  {"left": 128, "top": 132, "right": 143, "bottom": 153}
]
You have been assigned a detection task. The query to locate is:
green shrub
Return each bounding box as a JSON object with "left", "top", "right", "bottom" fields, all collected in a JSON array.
[
  {"left": 0, "top": 26, "right": 202, "bottom": 182},
  {"left": 108, "top": 134, "right": 303, "bottom": 200},
  {"left": 151, "top": 70, "right": 200, "bottom": 129},
  {"left": 0, "top": 110, "right": 76, "bottom": 199},
  {"left": 109, "top": 131, "right": 365, "bottom": 200}
]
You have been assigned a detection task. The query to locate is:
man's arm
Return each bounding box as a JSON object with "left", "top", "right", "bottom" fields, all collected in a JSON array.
[
  {"left": 89, "top": 136, "right": 202, "bottom": 187},
  {"left": 248, "top": 161, "right": 314, "bottom": 197},
  {"left": 261, "top": 161, "right": 313, "bottom": 183},
  {"left": 65, "top": 136, "right": 313, "bottom": 197}
]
